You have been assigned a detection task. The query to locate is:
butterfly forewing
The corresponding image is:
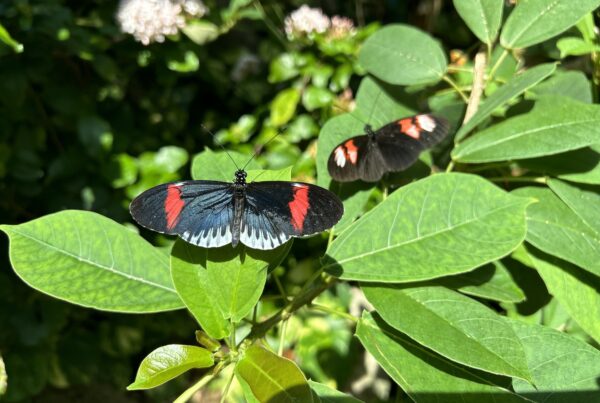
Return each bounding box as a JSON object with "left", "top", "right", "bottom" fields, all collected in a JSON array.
[
  {"left": 242, "top": 182, "right": 344, "bottom": 249},
  {"left": 327, "top": 114, "right": 450, "bottom": 182},
  {"left": 130, "top": 181, "right": 235, "bottom": 248}
]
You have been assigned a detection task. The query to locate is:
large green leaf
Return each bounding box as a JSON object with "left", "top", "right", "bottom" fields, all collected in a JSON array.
[
  {"left": 509, "top": 319, "right": 600, "bottom": 401},
  {"left": 308, "top": 380, "right": 363, "bottom": 403},
  {"left": 512, "top": 187, "right": 600, "bottom": 277},
  {"left": 358, "top": 24, "right": 447, "bottom": 85},
  {"left": 356, "top": 312, "right": 528, "bottom": 402},
  {"left": 453, "top": 98, "right": 600, "bottom": 163},
  {"left": 191, "top": 149, "right": 260, "bottom": 181},
  {"left": 438, "top": 261, "right": 525, "bottom": 303},
  {"left": 500, "top": 0, "right": 600, "bottom": 49},
  {"left": 235, "top": 345, "right": 313, "bottom": 403},
  {"left": 171, "top": 239, "right": 290, "bottom": 333},
  {"left": 453, "top": 0, "right": 504, "bottom": 46},
  {"left": 0, "top": 210, "right": 183, "bottom": 313},
  {"left": 127, "top": 344, "right": 214, "bottom": 390},
  {"left": 518, "top": 145, "right": 600, "bottom": 185},
  {"left": 455, "top": 63, "right": 556, "bottom": 142},
  {"left": 323, "top": 173, "right": 531, "bottom": 282},
  {"left": 525, "top": 246, "right": 600, "bottom": 344},
  {"left": 548, "top": 179, "right": 600, "bottom": 234},
  {"left": 362, "top": 285, "right": 531, "bottom": 381}
]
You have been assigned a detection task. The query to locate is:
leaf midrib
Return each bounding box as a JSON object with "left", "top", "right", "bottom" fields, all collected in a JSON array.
[{"left": 7, "top": 228, "right": 175, "bottom": 293}]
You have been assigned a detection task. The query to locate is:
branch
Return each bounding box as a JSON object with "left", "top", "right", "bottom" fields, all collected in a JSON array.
[{"left": 463, "top": 49, "right": 487, "bottom": 124}]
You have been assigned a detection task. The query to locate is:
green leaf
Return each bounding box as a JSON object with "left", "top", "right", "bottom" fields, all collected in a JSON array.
[
  {"left": 362, "top": 285, "right": 531, "bottom": 381},
  {"left": 356, "top": 312, "right": 528, "bottom": 402},
  {"left": 324, "top": 173, "right": 531, "bottom": 282},
  {"left": 512, "top": 187, "right": 600, "bottom": 277},
  {"left": 308, "top": 380, "right": 363, "bottom": 403},
  {"left": 77, "top": 115, "right": 114, "bottom": 156},
  {"left": 302, "top": 86, "right": 334, "bottom": 111},
  {"left": 127, "top": 344, "right": 213, "bottom": 390},
  {"left": 170, "top": 241, "right": 230, "bottom": 339},
  {"left": 358, "top": 24, "right": 447, "bottom": 85},
  {"left": 500, "top": 0, "right": 600, "bottom": 49},
  {"left": 268, "top": 53, "right": 300, "bottom": 83},
  {"left": 0, "top": 23, "right": 23, "bottom": 53},
  {"left": 527, "top": 71, "right": 593, "bottom": 104},
  {"left": 557, "top": 36, "right": 600, "bottom": 58},
  {"left": 182, "top": 20, "right": 219, "bottom": 45},
  {"left": 172, "top": 237, "right": 290, "bottom": 327},
  {"left": 455, "top": 63, "right": 556, "bottom": 142},
  {"left": 0, "top": 210, "right": 183, "bottom": 313},
  {"left": 453, "top": 0, "right": 504, "bottom": 46},
  {"left": 235, "top": 345, "right": 314, "bottom": 403},
  {"left": 246, "top": 166, "right": 293, "bottom": 183},
  {"left": 191, "top": 148, "right": 260, "bottom": 181},
  {"left": 439, "top": 261, "right": 525, "bottom": 303},
  {"left": 509, "top": 318, "right": 600, "bottom": 400},
  {"left": 518, "top": 145, "right": 600, "bottom": 184},
  {"left": 525, "top": 246, "right": 600, "bottom": 344},
  {"left": 270, "top": 88, "right": 301, "bottom": 127},
  {"left": 167, "top": 50, "right": 200, "bottom": 73},
  {"left": 453, "top": 97, "right": 600, "bottom": 163},
  {"left": 0, "top": 355, "right": 6, "bottom": 396},
  {"left": 548, "top": 178, "right": 600, "bottom": 234},
  {"left": 104, "top": 153, "right": 138, "bottom": 188}
]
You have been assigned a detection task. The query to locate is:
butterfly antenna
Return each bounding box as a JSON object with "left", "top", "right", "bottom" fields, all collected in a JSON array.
[
  {"left": 200, "top": 123, "right": 241, "bottom": 171},
  {"left": 241, "top": 126, "right": 287, "bottom": 171}
]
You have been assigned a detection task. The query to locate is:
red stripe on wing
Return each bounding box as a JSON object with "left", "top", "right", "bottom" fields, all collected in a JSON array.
[
  {"left": 165, "top": 184, "right": 184, "bottom": 230},
  {"left": 288, "top": 184, "right": 309, "bottom": 232}
]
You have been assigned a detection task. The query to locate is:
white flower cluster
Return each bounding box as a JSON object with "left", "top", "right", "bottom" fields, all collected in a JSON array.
[
  {"left": 117, "top": 0, "right": 208, "bottom": 45},
  {"left": 284, "top": 5, "right": 355, "bottom": 40}
]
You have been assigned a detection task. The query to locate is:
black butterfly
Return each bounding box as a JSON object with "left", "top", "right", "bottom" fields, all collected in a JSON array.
[
  {"left": 327, "top": 114, "right": 449, "bottom": 182},
  {"left": 130, "top": 169, "right": 343, "bottom": 250}
]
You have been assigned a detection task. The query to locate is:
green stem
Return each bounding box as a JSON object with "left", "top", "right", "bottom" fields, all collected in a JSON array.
[
  {"left": 273, "top": 272, "right": 288, "bottom": 299},
  {"left": 488, "top": 49, "right": 509, "bottom": 82},
  {"left": 442, "top": 75, "right": 469, "bottom": 103},
  {"left": 445, "top": 161, "right": 455, "bottom": 173},
  {"left": 487, "top": 176, "right": 547, "bottom": 184},
  {"left": 219, "top": 368, "right": 236, "bottom": 403},
  {"left": 311, "top": 303, "right": 358, "bottom": 323},
  {"left": 174, "top": 362, "right": 225, "bottom": 403},
  {"left": 278, "top": 319, "right": 288, "bottom": 356}
]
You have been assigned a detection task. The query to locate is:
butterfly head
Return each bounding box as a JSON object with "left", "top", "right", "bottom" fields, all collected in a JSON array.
[
  {"left": 365, "top": 124, "right": 375, "bottom": 137},
  {"left": 234, "top": 169, "right": 247, "bottom": 185}
]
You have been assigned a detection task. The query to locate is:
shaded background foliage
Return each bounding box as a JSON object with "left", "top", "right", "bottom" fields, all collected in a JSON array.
[{"left": 1, "top": 0, "right": 599, "bottom": 402}]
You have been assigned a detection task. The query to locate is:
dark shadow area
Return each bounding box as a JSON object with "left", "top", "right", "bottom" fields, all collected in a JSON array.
[
  {"left": 519, "top": 147, "right": 600, "bottom": 179},
  {"left": 503, "top": 256, "right": 552, "bottom": 316}
]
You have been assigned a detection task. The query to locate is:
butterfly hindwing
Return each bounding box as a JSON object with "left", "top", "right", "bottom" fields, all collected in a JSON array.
[
  {"left": 130, "top": 181, "right": 235, "bottom": 248},
  {"left": 241, "top": 181, "right": 344, "bottom": 249}
]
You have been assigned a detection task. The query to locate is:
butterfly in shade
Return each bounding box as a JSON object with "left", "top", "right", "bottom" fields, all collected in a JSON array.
[
  {"left": 327, "top": 114, "right": 450, "bottom": 182},
  {"left": 130, "top": 169, "right": 343, "bottom": 250}
]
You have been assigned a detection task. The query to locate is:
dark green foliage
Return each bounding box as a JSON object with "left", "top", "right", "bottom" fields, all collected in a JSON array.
[{"left": 2, "top": 0, "right": 600, "bottom": 402}]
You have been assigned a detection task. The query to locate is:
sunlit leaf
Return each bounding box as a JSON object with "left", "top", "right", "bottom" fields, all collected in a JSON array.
[
  {"left": 324, "top": 174, "right": 531, "bottom": 282},
  {"left": 127, "top": 344, "right": 213, "bottom": 390},
  {"left": 235, "top": 345, "right": 314, "bottom": 403},
  {"left": 0, "top": 211, "right": 183, "bottom": 313},
  {"left": 359, "top": 24, "right": 447, "bottom": 85}
]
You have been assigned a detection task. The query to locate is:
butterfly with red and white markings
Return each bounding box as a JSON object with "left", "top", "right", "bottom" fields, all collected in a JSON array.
[
  {"left": 327, "top": 114, "right": 450, "bottom": 182},
  {"left": 130, "top": 169, "right": 343, "bottom": 250}
]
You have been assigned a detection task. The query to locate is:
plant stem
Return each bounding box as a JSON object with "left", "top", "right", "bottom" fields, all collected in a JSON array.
[
  {"left": 311, "top": 303, "right": 358, "bottom": 323},
  {"left": 219, "top": 368, "right": 235, "bottom": 403},
  {"left": 445, "top": 161, "right": 454, "bottom": 172},
  {"left": 463, "top": 49, "right": 487, "bottom": 124},
  {"left": 248, "top": 273, "right": 337, "bottom": 340},
  {"left": 174, "top": 362, "right": 225, "bottom": 403},
  {"left": 488, "top": 48, "right": 509, "bottom": 82},
  {"left": 278, "top": 319, "right": 288, "bottom": 356},
  {"left": 273, "top": 271, "right": 288, "bottom": 299},
  {"left": 442, "top": 75, "right": 469, "bottom": 103},
  {"left": 487, "top": 176, "right": 547, "bottom": 184}
]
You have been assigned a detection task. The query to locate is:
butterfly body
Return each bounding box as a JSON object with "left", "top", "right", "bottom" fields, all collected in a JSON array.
[
  {"left": 130, "top": 169, "right": 343, "bottom": 250},
  {"left": 328, "top": 114, "right": 449, "bottom": 182}
]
